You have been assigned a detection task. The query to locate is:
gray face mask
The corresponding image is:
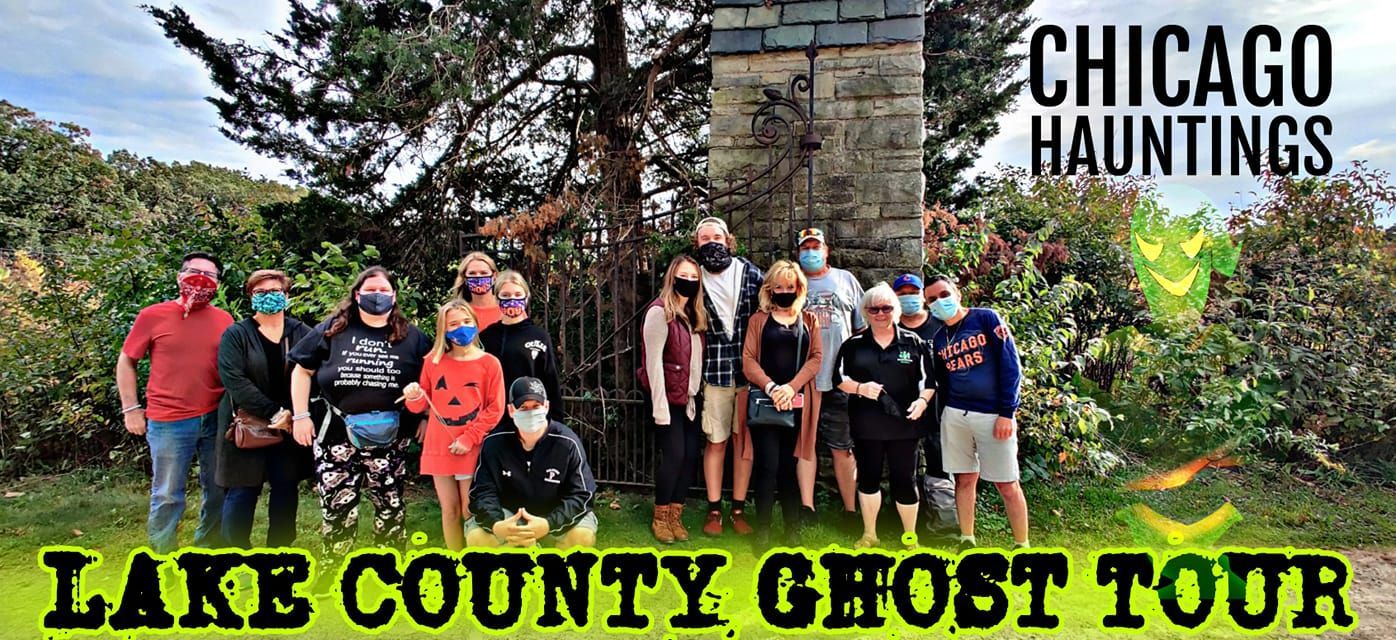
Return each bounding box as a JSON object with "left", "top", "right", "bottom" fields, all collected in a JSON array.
[{"left": 512, "top": 408, "right": 548, "bottom": 433}]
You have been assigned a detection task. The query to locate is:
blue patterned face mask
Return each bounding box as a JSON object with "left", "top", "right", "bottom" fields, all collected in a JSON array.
[{"left": 250, "top": 291, "right": 288, "bottom": 314}]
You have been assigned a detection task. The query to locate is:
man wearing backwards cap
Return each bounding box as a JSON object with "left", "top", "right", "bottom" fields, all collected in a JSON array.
[
  {"left": 466, "top": 377, "right": 598, "bottom": 549},
  {"left": 692, "top": 216, "right": 764, "bottom": 537},
  {"left": 796, "top": 228, "right": 865, "bottom": 532}
]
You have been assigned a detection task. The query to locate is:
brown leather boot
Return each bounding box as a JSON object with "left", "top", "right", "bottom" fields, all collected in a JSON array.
[
  {"left": 651, "top": 504, "right": 675, "bottom": 544},
  {"left": 702, "top": 508, "right": 723, "bottom": 536},
  {"left": 730, "top": 508, "right": 755, "bottom": 536},
  {"left": 669, "top": 503, "right": 690, "bottom": 542}
]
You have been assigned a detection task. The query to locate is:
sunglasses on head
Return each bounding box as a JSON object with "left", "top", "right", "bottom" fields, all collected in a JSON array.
[{"left": 866, "top": 305, "right": 895, "bottom": 315}]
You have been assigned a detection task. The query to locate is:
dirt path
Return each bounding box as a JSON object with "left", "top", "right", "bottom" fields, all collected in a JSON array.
[{"left": 1339, "top": 548, "right": 1396, "bottom": 638}]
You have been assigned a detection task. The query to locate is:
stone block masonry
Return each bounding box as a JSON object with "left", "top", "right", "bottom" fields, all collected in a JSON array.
[{"left": 708, "top": 27, "right": 925, "bottom": 284}]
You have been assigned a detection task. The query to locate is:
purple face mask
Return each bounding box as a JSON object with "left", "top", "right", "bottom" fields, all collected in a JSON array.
[
  {"left": 500, "top": 297, "right": 527, "bottom": 318},
  {"left": 466, "top": 276, "right": 493, "bottom": 295}
]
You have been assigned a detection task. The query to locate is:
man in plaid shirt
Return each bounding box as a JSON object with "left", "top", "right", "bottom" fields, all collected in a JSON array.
[{"left": 692, "top": 216, "right": 764, "bottom": 537}]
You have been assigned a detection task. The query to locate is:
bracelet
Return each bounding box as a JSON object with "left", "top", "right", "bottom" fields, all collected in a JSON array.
[
  {"left": 291, "top": 411, "right": 312, "bottom": 421},
  {"left": 121, "top": 404, "right": 143, "bottom": 414}
]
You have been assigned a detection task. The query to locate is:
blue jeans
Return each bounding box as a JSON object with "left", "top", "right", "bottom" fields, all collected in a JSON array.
[
  {"left": 145, "top": 411, "right": 226, "bottom": 552},
  {"left": 222, "top": 455, "right": 301, "bottom": 548}
]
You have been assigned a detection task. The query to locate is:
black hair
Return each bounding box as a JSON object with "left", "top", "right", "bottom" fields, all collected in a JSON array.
[
  {"left": 926, "top": 274, "right": 956, "bottom": 289},
  {"left": 181, "top": 251, "right": 223, "bottom": 277}
]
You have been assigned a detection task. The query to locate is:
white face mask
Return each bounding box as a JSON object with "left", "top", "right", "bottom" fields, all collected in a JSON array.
[{"left": 512, "top": 408, "right": 548, "bottom": 433}]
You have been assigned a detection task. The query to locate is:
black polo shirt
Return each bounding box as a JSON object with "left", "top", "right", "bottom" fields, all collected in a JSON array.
[{"left": 831, "top": 328, "right": 934, "bottom": 441}]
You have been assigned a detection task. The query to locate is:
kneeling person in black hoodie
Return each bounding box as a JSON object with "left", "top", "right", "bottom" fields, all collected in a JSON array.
[{"left": 466, "top": 376, "right": 597, "bottom": 549}]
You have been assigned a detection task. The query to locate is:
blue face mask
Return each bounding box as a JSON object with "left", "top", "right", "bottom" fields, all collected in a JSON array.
[
  {"left": 358, "top": 292, "right": 395, "bottom": 315},
  {"left": 930, "top": 296, "right": 959, "bottom": 321},
  {"left": 798, "top": 249, "right": 825, "bottom": 273},
  {"left": 898, "top": 294, "right": 923, "bottom": 315},
  {"left": 250, "top": 291, "right": 288, "bottom": 314},
  {"left": 445, "top": 325, "right": 478, "bottom": 347}
]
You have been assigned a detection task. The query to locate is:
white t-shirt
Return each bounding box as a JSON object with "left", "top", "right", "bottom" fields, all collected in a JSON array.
[{"left": 702, "top": 262, "right": 742, "bottom": 339}]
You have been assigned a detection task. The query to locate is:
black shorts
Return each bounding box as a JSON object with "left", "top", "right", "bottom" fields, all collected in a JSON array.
[{"left": 818, "top": 389, "right": 854, "bottom": 451}]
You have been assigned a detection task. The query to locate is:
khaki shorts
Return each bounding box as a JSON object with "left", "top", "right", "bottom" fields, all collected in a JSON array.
[
  {"left": 701, "top": 383, "right": 738, "bottom": 444},
  {"left": 940, "top": 407, "right": 1020, "bottom": 483}
]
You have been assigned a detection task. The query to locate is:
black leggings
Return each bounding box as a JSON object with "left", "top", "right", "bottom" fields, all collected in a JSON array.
[
  {"left": 854, "top": 437, "right": 920, "bottom": 505},
  {"left": 654, "top": 404, "right": 701, "bottom": 505},
  {"left": 750, "top": 418, "right": 800, "bottom": 530}
]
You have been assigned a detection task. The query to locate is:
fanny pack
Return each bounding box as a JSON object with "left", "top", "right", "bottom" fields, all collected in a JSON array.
[{"left": 324, "top": 405, "right": 400, "bottom": 449}]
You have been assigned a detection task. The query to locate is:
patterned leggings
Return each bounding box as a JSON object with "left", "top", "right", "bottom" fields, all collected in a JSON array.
[{"left": 313, "top": 437, "right": 409, "bottom": 565}]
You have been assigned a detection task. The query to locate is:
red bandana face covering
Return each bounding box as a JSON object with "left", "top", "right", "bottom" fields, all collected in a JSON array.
[{"left": 177, "top": 273, "right": 218, "bottom": 316}]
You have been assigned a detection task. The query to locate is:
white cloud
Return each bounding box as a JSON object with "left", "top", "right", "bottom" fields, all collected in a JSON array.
[
  {"left": 1344, "top": 138, "right": 1396, "bottom": 162},
  {"left": 0, "top": 0, "right": 292, "bottom": 180}
]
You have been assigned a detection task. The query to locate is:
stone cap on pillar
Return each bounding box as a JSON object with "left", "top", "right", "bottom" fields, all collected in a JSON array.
[{"left": 712, "top": 0, "right": 926, "bottom": 55}]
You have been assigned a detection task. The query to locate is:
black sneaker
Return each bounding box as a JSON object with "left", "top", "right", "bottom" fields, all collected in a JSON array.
[
  {"left": 839, "top": 510, "right": 862, "bottom": 536},
  {"left": 798, "top": 506, "right": 817, "bottom": 531}
]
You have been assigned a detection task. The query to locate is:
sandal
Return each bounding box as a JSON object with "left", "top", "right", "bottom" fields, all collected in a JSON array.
[{"left": 853, "top": 534, "right": 880, "bottom": 550}]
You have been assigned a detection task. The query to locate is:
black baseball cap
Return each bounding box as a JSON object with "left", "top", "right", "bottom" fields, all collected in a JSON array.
[{"left": 509, "top": 377, "right": 548, "bottom": 406}]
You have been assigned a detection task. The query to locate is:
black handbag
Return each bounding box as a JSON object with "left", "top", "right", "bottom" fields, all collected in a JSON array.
[{"left": 746, "top": 316, "right": 804, "bottom": 429}]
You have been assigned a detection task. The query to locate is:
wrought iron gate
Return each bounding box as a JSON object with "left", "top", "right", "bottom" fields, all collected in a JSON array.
[{"left": 488, "top": 44, "right": 822, "bottom": 488}]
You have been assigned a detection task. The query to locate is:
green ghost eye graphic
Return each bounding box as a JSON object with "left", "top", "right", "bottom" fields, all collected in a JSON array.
[{"left": 1129, "top": 193, "right": 1242, "bottom": 322}]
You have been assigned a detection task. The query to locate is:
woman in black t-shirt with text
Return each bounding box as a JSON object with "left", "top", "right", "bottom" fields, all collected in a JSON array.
[{"left": 289, "top": 266, "right": 430, "bottom": 592}]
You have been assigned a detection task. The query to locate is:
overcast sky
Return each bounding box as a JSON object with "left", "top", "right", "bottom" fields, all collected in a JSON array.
[{"left": 2, "top": 1, "right": 1392, "bottom": 217}]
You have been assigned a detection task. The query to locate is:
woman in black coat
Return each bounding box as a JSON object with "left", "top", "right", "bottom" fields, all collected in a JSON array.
[{"left": 216, "top": 270, "right": 316, "bottom": 548}]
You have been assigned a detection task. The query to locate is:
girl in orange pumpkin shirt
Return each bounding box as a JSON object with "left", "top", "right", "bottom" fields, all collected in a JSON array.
[{"left": 404, "top": 300, "right": 505, "bottom": 550}]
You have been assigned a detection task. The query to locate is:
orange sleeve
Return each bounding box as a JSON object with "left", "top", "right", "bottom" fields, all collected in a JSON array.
[
  {"left": 458, "top": 356, "right": 505, "bottom": 450},
  {"left": 405, "top": 361, "right": 430, "bottom": 414}
]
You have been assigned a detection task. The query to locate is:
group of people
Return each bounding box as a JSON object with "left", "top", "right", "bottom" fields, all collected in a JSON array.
[
  {"left": 117, "top": 251, "right": 591, "bottom": 594},
  {"left": 640, "top": 218, "right": 1030, "bottom": 551},
  {"left": 114, "top": 216, "right": 1031, "bottom": 585}
]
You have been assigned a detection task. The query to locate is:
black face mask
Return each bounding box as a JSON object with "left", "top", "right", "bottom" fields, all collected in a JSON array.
[
  {"left": 673, "top": 277, "right": 700, "bottom": 299},
  {"left": 772, "top": 291, "right": 798, "bottom": 309},
  {"left": 696, "top": 242, "right": 733, "bottom": 273}
]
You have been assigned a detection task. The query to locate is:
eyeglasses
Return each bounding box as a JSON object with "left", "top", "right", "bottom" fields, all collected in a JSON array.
[
  {"left": 866, "top": 305, "right": 895, "bottom": 315},
  {"left": 181, "top": 268, "right": 219, "bottom": 279}
]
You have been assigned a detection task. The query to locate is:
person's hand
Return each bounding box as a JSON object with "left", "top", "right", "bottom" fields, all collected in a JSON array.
[
  {"left": 123, "top": 410, "right": 146, "bottom": 436},
  {"left": 402, "top": 382, "right": 425, "bottom": 402},
  {"left": 907, "top": 398, "right": 929, "bottom": 421},
  {"left": 492, "top": 515, "right": 530, "bottom": 546},
  {"left": 293, "top": 418, "right": 315, "bottom": 446},
  {"left": 857, "top": 381, "right": 883, "bottom": 400},
  {"left": 269, "top": 409, "right": 292, "bottom": 431},
  {"left": 519, "top": 509, "right": 551, "bottom": 541},
  {"left": 771, "top": 385, "right": 796, "bottom": 410},
  {"left": 416, "top": 420, "right": 427, "bottom": 443},
  {"left": 686, "top": 399, "right": 696, "bottom": 421},
  {"left": 448, "top": 439, "right": 469, "bottom": 456},
  {"left": 994, "top": 416, "right": 1016, "bottom": 440}
]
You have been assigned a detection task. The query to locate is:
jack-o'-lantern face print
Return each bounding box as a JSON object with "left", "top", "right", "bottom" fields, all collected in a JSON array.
[{"left": 433, "top": 375, "right": 483, "bottom": 427}]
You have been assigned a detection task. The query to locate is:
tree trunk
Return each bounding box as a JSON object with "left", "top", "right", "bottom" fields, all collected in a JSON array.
[{"left": 592, "top": 0, "right": 642, "bottom": 388}]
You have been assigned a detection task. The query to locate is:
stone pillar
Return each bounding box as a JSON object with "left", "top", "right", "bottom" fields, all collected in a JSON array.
[{"left": 709, "top": 0, "right": 926, "bottom": 284}]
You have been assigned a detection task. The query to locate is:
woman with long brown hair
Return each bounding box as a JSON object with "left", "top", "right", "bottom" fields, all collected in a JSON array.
[
  {"left": 638, "top": 255, "right": 708, "bottom": 543},
  {"left": 289, "top": 266, "right": 431, "bottom": 593}
]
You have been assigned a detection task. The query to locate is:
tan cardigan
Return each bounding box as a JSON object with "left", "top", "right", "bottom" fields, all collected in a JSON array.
[{"left": 734, "top": 309, "right": 824, "bottom": 463}]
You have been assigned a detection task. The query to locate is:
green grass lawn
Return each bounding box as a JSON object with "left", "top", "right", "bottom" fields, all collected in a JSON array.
[{"left": 1, "top": 464, "right": 1391, "bottom": 639}]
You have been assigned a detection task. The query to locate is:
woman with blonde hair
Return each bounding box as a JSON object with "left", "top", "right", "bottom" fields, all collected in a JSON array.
[
  {"left": 403, "top": 299, "right": 505, "bottom": 550},
  {"left": 637, "top": 255, "right": 708, "bottom": 543},
  {"left": 736, "top": 259, "right": 823, "bottom": 549},
  {"left": 479, "top": 270, "right": 563, "bottom": 425},
  {"left": 452, "top": 251, "right": 503, "bottom": 330}
]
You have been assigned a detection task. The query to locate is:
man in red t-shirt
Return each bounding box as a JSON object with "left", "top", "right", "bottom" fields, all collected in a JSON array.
[{"left": 116, "top": 251, "right": 234, "bottom": 552}]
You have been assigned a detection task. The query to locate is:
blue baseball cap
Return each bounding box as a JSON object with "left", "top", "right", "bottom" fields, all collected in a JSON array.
[{"left": 892, "top": 273, "right": 923, "bottom": 291}]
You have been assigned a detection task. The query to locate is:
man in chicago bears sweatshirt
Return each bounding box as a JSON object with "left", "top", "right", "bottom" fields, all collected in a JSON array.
[{"left": 926, "top": 275, "right": 1030, "bottom": 551}]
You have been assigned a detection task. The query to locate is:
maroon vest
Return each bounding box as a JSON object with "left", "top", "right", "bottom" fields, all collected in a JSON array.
[{"left": 637, "top": 299, "right": 697, "bottom": 405}]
